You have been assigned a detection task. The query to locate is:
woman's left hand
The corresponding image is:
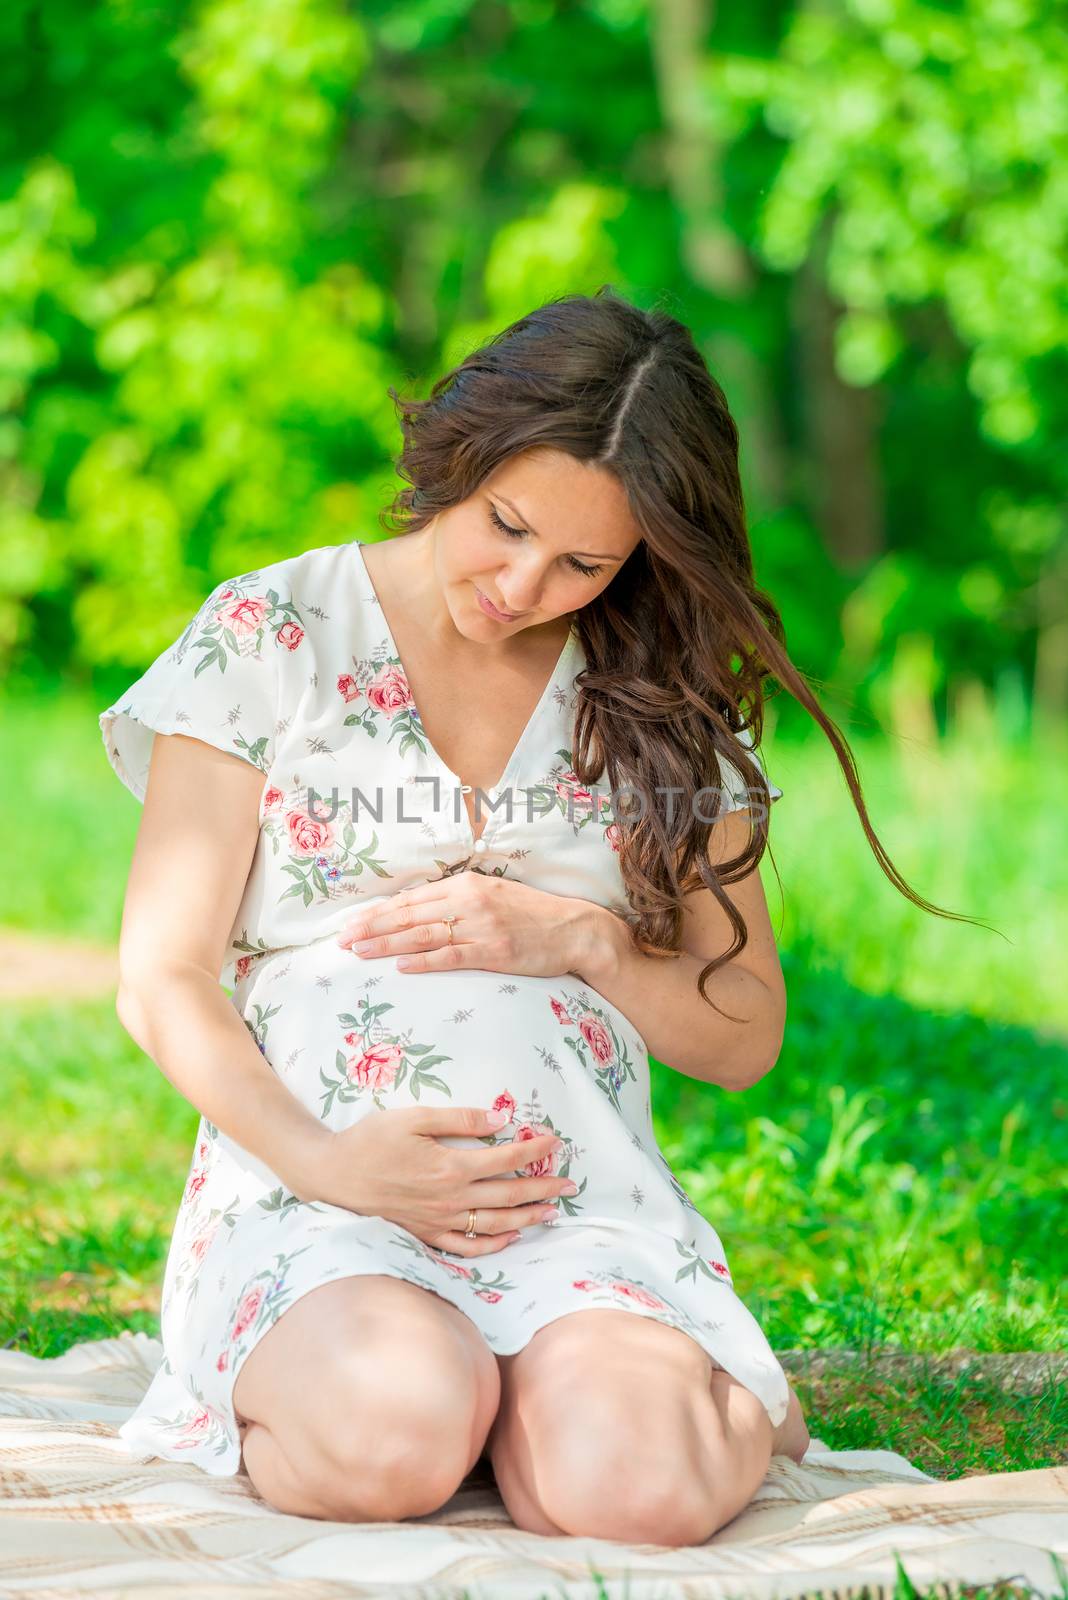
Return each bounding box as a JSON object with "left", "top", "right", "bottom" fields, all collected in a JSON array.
[{"left": 336, "top": 873, "right": 602, "bottom": 979}]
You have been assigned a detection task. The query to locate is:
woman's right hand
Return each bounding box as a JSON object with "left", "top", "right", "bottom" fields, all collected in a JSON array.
[{"left": 304, "top": 1105, "right": 578, "bottom": 1256}]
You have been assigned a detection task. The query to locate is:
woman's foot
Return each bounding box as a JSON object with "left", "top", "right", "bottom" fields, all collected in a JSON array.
[{"left": 770, "top": 1382, "right": 811, "bottom": 1463}]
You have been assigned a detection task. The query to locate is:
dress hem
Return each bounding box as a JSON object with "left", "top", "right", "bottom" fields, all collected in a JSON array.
[{"left": 119, "top": 1258, "right": 791, "bottom": 1481}]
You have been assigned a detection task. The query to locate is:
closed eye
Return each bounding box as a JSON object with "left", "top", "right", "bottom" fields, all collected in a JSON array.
[{"left": 489, "top": 505, "right": 603, "bottom": 578}]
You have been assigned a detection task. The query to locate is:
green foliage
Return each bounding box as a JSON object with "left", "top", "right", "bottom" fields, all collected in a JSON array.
[
  {"left": 712, "top": 0, "right": 1068, "bottom": 441},
  {"left": 708, "top": 0, "right": 1068, "bottom": 719},
  {"left": 1, "top": 0, "right": 1066, "bottom": 729},
  {"left": 1, "top": 0, "right": 396, "bottom": 672}
]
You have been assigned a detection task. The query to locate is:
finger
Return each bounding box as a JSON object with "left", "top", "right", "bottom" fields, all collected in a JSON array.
[
  {"left": 432, "top": 1229, "right": 522, "bottom": 1256},
  {"left": 466, "top": 1130, "right": 565, "bottom": 1178},
  {"left": 444, "top": 1203, "right": 559, "bottom": 1235},
  {"left": 409, "top": 1105, "right": 511, "bottom": 1136},
  {"left": 338, "top": 889, "right": 449, "bottom": 945},
  {"left": 456, "top": 1195, "right": 562, "bottom": 1228},
  {"left": 394, "top": 939, "right": 473, "bottom": 973},
  {"left": 352, "top": 920, "right": 460, "bottom": 963}
]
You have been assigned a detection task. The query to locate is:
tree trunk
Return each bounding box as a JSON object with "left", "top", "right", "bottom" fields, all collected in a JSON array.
[
  {"left": 648, "top": 0, "right": 788, "bottom": 518},
  {"left": 791, "top": 216, "right": 885, "bottom": 571}
]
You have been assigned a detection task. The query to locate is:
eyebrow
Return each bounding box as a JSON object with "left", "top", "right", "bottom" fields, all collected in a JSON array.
[{"left": 495, "top": 493, "right": 627, "bottom": 563}]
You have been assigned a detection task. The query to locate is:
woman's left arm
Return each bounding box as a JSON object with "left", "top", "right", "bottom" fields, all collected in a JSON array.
[{"left": 571, "top": 808, "right": 786, "bottom": 1091}]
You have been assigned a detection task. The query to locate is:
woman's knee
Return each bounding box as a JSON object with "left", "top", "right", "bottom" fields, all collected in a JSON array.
[
  {"left": 300, "top": 1426, "right": 474, "bottom": 1522},
  {"left": 527, "top": 1412, "right": 721, "bottom": 1546},
  {"left": 558, "top": 1473, "right": 723, "bottom": 1547},
  {"left": 279, "top": 1342, "right": 496, "bottom": 1520}
]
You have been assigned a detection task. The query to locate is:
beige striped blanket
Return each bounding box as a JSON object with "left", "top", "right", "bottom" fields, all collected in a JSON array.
[{"left": 1, "top": 1331, "right": 1065, "bottom": 1598}]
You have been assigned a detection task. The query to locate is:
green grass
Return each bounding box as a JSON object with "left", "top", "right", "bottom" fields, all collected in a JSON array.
[
  {"left": 0, "top": 679, "right": 136, "bottom": 940},
  {"left": 1, "top": 682, "right": 1066, "bottom": 1482}
]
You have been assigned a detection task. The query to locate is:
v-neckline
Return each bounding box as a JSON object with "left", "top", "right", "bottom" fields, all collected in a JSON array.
[{"left": 352, "top": 539, "right": 578, "bottom": 847}]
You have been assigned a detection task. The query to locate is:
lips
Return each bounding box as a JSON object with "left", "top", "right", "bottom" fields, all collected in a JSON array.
[{"left": 476, "top": 587, "right": 523, "bottom": 621}]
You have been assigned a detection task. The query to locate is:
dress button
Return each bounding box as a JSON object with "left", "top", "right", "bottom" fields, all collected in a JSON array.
[{"left": 472, "top": 838, "right": 488, "bottom": 853}]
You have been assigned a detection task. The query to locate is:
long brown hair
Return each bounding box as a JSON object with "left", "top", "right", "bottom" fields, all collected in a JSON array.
[{"left": 382, "top": 287, "right": 991, "bottom": 1018}]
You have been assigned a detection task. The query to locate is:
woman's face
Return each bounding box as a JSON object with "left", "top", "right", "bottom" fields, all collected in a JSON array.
[{"left": 431, "top": 447, "right": 644, "bottom": 641}]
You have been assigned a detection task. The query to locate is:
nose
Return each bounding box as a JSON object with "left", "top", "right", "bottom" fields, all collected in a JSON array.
[{"left": 497, "top": 557, "right": 548, "bottom": 614}]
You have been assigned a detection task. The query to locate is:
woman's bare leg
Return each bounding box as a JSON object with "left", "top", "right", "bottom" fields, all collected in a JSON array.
[{"left": 231, "top": 1274, "right": 501, "bottom": 1522}]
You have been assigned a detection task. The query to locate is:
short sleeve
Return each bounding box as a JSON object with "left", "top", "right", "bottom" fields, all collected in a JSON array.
[
  {"left": 714, "top": 723, "right": 784, "bottom": 816},
  {"left": 99, "top": 565, "right": 299, "bottom": 804}
]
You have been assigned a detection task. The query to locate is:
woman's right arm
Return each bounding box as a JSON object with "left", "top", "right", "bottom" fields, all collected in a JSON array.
[
  {"left": 115, "top": 727, "right": 578, "bottom": 1250},
  {"left": 114, "top": 730, "right": 333, "bottom": 1204}
]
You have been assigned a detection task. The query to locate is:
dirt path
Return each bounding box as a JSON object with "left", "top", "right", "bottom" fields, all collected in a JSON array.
[{"left": 0, "top": 928, "right": 119, "bottom": 1003}]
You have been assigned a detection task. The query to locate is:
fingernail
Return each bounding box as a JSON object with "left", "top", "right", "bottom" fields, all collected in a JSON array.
[
  {"left": 550, "top": 1138, "right": 564, "bottom": 1151},
  {"left": 487, "top": 1109, "right": 510, "bottom": 1125},
  {"left": 561, "top": 1180, "right": 579, "bottom": 1195}
]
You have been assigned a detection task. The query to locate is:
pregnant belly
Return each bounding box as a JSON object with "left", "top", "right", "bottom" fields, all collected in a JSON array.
[
  {"left": 227, "top": 932, "right": 711, "bottom": 1242},
  {"left": 234, "top": 932, "right": 654, "bottom": 1154}
]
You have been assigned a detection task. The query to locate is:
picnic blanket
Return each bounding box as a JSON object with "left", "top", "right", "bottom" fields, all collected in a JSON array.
[{"left": 1, "top": 1330, "right": 1065, "bottom": 1599}]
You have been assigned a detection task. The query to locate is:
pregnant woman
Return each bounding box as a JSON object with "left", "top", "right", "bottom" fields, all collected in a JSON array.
[{"left": 102, "top": 289, "right": 958, "bottom": 1545}]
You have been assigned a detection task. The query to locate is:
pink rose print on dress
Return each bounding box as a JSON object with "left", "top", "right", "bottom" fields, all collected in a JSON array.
[
  {"left": 185, "top": 1169, "right": 208, "bottom": 1202},
  {"left": 172, "top": 578, "right": 307, "bottom": 778},
  {"left": 230, "top": 1284, "right": 265, "bottom": 1342},
  {"left": 710, "top": 1260, "right": 731, "bottom": 1278},
  {"left": 216, "top": 595, "right": 268, "bottom": 636},
  {"left": 429, "top": 1255, "right": 473, "bottom": 1278},
  {"left": 320, "top": 997, "right": 453, "bottom": 1116},
  {"left": 552, "top": 990, "right": 637, "bottom": 1114},
  {"left": 605, "top": 822, "right": 623, "bottom": 853},
  {"left": 513, "top": 1122, "right": 559, "bottom": 1179},
  {"left": 285, "top": 807, "right": 336, "bottom": 855},
  {"left": 506, "top": 1102, "right": 585, "bottom": 1217},
  {"left": 262, "top": 789, "right": 387, "bottom": 908},
  {"left": 175, "top": 1408, "right": 214, "bottom": 1449},
  {"left": 366, "top": 664, "right": 415, "bottom": 718},
  {"left": 492, "top": 1090, "right": 517, "bottom": 1121},
  {"left": 547, "top": 758, "right": 615, "bottom": 832},
  {"left": 610, "top": 1280, "right": 667, "bottom": 1310},
  {"left": 188, "top": 1223, "right": 220, "bottom": 1265},
  {"left": 394, "top": 1232, "right": 520, "bottom": 1304},
  {"left": 554, "top": 770, "right": 596, "bottom": 816},
  {"left": 183, "top": 1136, "right": 213, "bottom": 1203},
  {"left": 343, "top": 654, "right": 429, "bottom": 757},
  {"left": 345, "top": 1038, "right": 404, "bottom": 1091},
  {"left": 566, "top": 1271, "right": 704, "bottom": 1338},
  {"left": 578, "top": 1013, "right": 615, "bottom": 1067},
  {"left": 276, "top": 620, "right": 304, "bottom": 651}
]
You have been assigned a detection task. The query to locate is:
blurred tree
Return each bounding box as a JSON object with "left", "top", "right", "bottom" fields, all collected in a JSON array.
[
  {"left": 709, "top": 0, "right": 1068, "bottom": 722},
  {"left": 0, "top": 0, "right": 1064, "bottom": 740}
]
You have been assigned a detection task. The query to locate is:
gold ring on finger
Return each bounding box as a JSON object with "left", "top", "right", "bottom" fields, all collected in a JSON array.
[
  {"left": 443, "top": 915, "right": 458, "bottom": 946},
  {"left": 465, "top": 1208, "right": 478, "bottom": 1238}
]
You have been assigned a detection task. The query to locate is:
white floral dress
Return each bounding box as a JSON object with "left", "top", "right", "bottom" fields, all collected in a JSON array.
[{"left": 100, "top": 538, "right": 790, "bottom": 1478}]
